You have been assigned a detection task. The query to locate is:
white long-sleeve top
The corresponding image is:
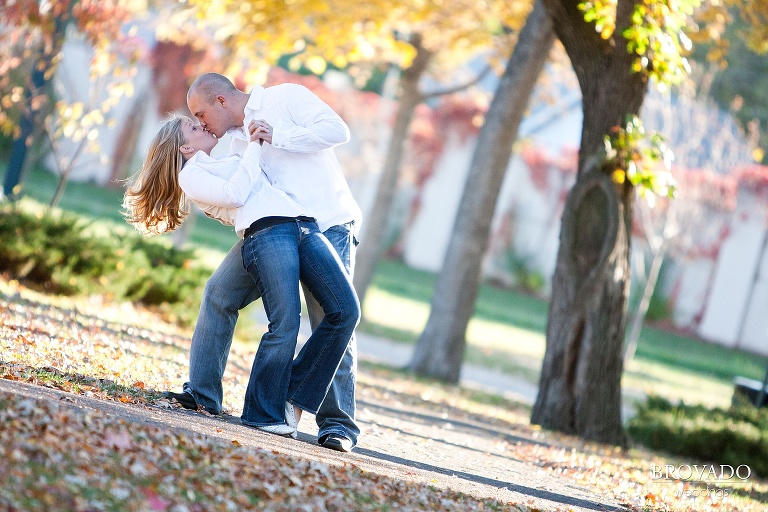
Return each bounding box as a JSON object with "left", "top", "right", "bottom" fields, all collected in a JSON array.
[
  {"left": 178, "top": 142, "right": 306, "bottom": 237},
  {"left": 226, "top": 83, "right": 362, "bottom": 235}
]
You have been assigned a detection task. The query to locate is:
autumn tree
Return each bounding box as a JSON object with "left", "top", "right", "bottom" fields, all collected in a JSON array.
[
  {"left": 0, "top": 0, "right": 140, "bottom": 203},
  {"left": 513, "top": 0, "right": 693, "bottom": 445},
  {"left": 530, "top": 0, "right": 767, "bottom": 444},
  {"left": 347, "top": 2, "right": 529, "bottom": 307},
  {"left": 409, "top": 0, "right": 555, "bottom": 381},
  {"left": 185, "top": 0, "right": 421, "bottom": 88}
]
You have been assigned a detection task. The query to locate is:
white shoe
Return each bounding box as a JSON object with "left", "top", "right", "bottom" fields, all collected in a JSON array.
[
  {"left": 255, "top": 423, "right": 295, "bottom": 437},
  {"left": 284, "top": 402, "right": 298, "bottom": 439}
]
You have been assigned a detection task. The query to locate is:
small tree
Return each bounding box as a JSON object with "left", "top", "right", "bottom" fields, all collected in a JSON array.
[
  {"left": 624, "top": 72, "right": 758, "bottom": 363},
  {"left": 47, "top": 34, "right": 140, "bottom": 207},
  {"left": 0, "top": 0, "right": 140, "bottom": 202}
]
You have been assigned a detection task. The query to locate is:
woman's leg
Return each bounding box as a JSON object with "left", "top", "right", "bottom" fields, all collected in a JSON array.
[
  {"left": 240, "top": 223, "right": 302, "bottom": 427},
  {"left": 186, "top": 238, "right": 262, "bottom": 414},
  {"left": 288, "top": 221, "right": 360, "bottom": 413}
]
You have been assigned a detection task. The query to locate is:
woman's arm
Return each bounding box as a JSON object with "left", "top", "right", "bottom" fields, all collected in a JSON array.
[{"left": 178, "top": 142, "right": 262, "bottom": 207}]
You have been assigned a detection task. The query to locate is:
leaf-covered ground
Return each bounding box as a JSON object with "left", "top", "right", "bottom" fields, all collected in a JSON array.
[{"left": 1, "top": 277, "right": 767, "bottom": 511}]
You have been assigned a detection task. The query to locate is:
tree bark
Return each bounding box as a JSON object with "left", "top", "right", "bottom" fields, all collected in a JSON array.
[
  {"left": 531, "top": 171, "right": 632, "bottom": 444},
  {"left": 531, "top": 0, "right": 648, "bottom": 445},
  {"left": 353, "top": 34, "right": 432, "bottom": 305},
  {"left": 409, "top": 0, "right": 555, "bottom": 382}
]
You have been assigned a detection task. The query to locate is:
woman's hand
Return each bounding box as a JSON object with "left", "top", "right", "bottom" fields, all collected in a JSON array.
[{"left": 248, "top": 119, "right": 273, "bottom": 145}]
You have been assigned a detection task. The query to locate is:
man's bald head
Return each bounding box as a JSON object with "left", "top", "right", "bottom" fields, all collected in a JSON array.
[
  {"left": 187, "top": 73, "right": 238, "bottom": 105},
  {"left": 187, "top": 73, "right": 248, "bottom": 137}
]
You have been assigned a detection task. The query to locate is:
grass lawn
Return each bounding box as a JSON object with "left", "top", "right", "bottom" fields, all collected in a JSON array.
[{"left": 8, "top": 163, "right": 768, "bottom": 409}]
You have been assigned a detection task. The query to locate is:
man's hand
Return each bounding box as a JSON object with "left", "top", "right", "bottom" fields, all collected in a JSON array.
[{"left": 248, "top": 119, "right": 273, "bottom": 145}]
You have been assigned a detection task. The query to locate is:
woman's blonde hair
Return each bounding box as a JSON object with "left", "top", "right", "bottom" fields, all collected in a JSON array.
[{"left": 123, "top": 115, "right": 191, "bottom": 235}]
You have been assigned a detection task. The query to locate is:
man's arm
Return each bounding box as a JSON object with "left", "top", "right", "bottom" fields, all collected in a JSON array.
[{"left": 253, "top": 83, "right": 350, "bottom": 153}]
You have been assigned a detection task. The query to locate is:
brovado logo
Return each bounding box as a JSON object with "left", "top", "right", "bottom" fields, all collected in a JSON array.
[{"left": 651, "top": 464, "right": 751, "bottom": 481}]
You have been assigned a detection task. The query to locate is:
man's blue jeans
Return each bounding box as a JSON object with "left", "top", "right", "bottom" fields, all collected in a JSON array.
[
  {"left": 184, "top": 222, "right": 361, "bottom": 443},
  {"left": 239, "top": 219, "right": 358, "bottom": 426}
]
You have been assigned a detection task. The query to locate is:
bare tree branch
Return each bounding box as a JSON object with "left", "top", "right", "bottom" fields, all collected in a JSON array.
[{"left": 420, "top": 64, "right": 494, "bottom": 100}]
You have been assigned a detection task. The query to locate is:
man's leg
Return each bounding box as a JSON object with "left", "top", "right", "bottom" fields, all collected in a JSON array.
[
  {"left": 183, "top": 239, "right": 261, "bottom": 414},
  {"left": 303, "top": 222, "right": 360, "bottom": 449},
  {"left": 288, "top": 225, "right": 359, "bottom": 414}
]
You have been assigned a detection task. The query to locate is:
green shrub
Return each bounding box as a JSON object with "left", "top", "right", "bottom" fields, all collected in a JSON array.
[
  {"left": 628, "top": 395, "right": 768, "bottom": 478},
  {"left": 0, "top": 207, "right": 119, "bottom": 294},
  {"left": 0, "top": 205, "right": 210, "bottom": 325},
  {"left": 127, "top": 236, "right": 197, "bottom": 269}
]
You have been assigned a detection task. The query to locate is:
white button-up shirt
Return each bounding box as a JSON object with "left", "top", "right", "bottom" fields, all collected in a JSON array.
[
  {"left": 226, "top": 83, "right": 362, "bottom": 235},
  {"left": 178, "top": 142, "right": 306, "bottom": 237}
]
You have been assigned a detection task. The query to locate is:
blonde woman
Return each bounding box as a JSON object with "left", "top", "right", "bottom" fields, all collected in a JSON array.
[{"left": 124, "top": 115, "right": 360, "bottom": 439}]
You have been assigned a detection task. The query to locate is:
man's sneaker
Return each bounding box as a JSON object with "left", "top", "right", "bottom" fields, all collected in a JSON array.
[
  {"left": 284, "top": 402, "right": 298, "bottom": 439},
  {"left": 162, "top": 390, "right": 198, "bottom": 410},
  {"left": 253, "top": 423, "right": 296, "bottom": 437},
  {"left": 321, "top": 435, "right": 353, "bottom": 452}
]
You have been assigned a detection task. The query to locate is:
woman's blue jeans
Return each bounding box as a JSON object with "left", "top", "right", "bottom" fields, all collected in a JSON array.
[{"left": 238, "top": 219, "right": 359, "bottom": 427}]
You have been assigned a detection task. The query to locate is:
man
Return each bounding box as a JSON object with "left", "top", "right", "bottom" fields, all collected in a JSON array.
[{"left": 167, "top": 73, "right": 361, "bottom": 452}]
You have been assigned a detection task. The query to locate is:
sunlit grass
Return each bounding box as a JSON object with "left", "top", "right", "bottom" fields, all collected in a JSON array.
[
  {"left": 362, "top": 263, "right": 766, "bottom": 411},
  {"left": 623, "top": 358, "right": 735, "bottom": 408}
]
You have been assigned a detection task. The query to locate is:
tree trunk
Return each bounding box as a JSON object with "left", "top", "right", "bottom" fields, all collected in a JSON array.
[
  {"left": 49, "top": 135, "right": 88, "bottom": 209},
  {"left": 353, "top": 35, "right": 432, "bottom": 305},
  {"left": 532, "top": 171, "right": 633, "bottom": 443},
  {"left": 531, "top": 0, "right": 649, "bottom": 446},
  {"left": 409, "top": 0, "right": 555, "bottom": 382},
  {"left": 50, "top": 173, "right": 69, "bottom": 209},
  {"left": 3, "top": 107, "right": 36, "bottom": 200}
]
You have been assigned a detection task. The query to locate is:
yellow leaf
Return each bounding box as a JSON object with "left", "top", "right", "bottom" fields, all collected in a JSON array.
[{"left": 305, "top": 55, "right": 327, "bottom": 75}]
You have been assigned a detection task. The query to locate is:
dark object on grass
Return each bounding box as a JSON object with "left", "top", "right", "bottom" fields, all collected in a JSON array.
[{"left": 733, "top": 373, "right": 768, "bottom": 408}]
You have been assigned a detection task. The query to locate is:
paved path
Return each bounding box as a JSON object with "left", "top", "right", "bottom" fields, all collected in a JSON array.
[
  {"left": 287, "top": 311, "right": 640, "bottom": 419},
  {"left": 356, "top": 332, "right": 541, "bottom": 405},
  {"left": 240, "top": 310, "right": 630, "bottom": 511},
  {"left": 266, "top": 309, "right": 541, "bottom": 406}
]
